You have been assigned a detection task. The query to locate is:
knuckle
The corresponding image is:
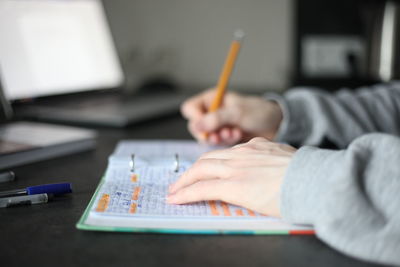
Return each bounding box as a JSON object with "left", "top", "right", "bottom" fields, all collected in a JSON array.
[
  {"left": 232, "top": 143, "right": 245, "bottom": 149},
  {"left": 192, "top": 159, "right": 206, "bottom": 170},
  {"left": 199, "top": 150, "right": 219, "bottom": 160},
  {"left": 180, "top": 101, "right": 189, "bottom": 113},
  {"left": 181, "top": 99, "right": 193, "bottom": 112},
  {"left": 249, "top": 137, "right": 267, "bottom": 143},
  {"left": 241, "top": 141, "right": 258, "bottom": 151},
  {"left": 232, "top": 145, "right": 253, "bottom": 154},
  {"left": 199, "top": 151, "right": 211, "bottom": 159}
]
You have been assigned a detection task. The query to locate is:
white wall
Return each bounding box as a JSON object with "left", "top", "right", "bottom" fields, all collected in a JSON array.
[{"left": 102, "top": 0, "right": 293, "bottom": 92}]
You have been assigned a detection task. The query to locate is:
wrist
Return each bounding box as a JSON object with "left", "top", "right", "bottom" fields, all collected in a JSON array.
[{"left": 262, "top": 99, "right": 283, "bottom": 140}]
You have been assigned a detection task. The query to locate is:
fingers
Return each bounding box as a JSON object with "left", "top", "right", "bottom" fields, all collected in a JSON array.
[
  {"left": 181, "top": 89, "right": 245, "bottom": 145},
  {"left": 182, "top": 90, "right": 285, "bottom": 146},
  {"left": 188, "top": 121, "right": 207, "bottom": 143},
  {"left": 219, "top": 127, "right": 242, "bottom": 145},
  {"left": 208, "top": 132, "right": 220, "bottom": 145},
  {"left": 196, "top": 108, "right": 240, "bottom": 133},
  {"left": 180, "top": 89, "right": 215, "bottom": 120},
  {"left": 167, "top": 179, "right": 239, "bottom": 205},
  {"left": 169, "top": 158, "right": 231, "bottom": 194},
  {"left": 220, "top": 127, "right": 231, "bottom": 140},
  {"left": 194, "top": 111, "right": 243, "bottom": 145},
  {"left": 189, "top": 119, "right": 243, "bottom": 145},
  {"left": 181, "top": 98, "right": 204, "bottom": 121}
]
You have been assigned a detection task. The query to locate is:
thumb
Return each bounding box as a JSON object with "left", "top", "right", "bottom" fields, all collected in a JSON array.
[{"left": 195, "top": 108, "right": 239, "bottom": 132}]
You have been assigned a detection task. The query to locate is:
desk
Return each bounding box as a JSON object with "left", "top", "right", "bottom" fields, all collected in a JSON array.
[{"left": 0, "top": 115, "right": 384, "bottom": 267}]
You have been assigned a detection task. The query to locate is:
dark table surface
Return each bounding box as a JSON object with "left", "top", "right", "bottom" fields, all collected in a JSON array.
[{"left": 0, "top": 115, "right": 384, "bottom": 267}]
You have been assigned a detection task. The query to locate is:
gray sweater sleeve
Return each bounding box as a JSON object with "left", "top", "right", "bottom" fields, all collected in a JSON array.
[
  {"left": 281, "top": 134, "right": 400, "bottom": 265},
  {"left": 274, "top": 82, "right": 400, "bottom": 148},
  {"left": 273, "top": 83, "right": 400, "bottom": 265}
]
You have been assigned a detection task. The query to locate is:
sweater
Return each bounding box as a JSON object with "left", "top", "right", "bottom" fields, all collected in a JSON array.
[{"left": 272, "top": 82, "right": 400, "bottom": 265}]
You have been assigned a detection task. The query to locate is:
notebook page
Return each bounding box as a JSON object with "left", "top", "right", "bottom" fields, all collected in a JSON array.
[
  {"left": 84, "top": 141, "right": 313, "bottom": 231},
  {"left": 93, "top": 163, "right": 266, "bottom": 218}
]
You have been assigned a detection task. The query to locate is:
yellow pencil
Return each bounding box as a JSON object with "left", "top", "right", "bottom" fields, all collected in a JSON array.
[{"left": 203, "top": 30, "right": 244, "bottom": 139}]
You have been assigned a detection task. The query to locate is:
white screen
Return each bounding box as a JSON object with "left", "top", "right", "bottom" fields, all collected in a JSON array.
[{"left": 0, "top": 0, "right": 124, "bottom": 100}]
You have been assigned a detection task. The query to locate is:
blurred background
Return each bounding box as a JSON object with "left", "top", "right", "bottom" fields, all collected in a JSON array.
[
  {"left": 0, "top": 0, "right": 398, "bottom": 127},
  {"left": 102, "top": 0, "right": 293, "bottom": 93},
  {"left": 102, "top": 0, "right": 393, "bottom": 93}
]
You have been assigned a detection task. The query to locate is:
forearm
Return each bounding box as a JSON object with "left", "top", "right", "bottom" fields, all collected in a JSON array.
[
  {"left": 281, "top": 133, "right": 400, "bottom": 265},
  {"left": 271, "top": 82, "right": 400, "bottom": 148}
]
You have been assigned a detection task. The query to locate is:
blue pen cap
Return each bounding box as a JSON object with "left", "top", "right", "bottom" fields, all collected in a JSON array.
[{"left": 27, "top": 183, "right": 72, "bottom": 195}]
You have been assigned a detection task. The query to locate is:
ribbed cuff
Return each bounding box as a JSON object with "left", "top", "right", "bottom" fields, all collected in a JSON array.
[
  {"left": 263, "top": 93, "right": 289, "bottom": 142},
  {"left": 264, "top": 93, "right": 311, "bottom": 144}
]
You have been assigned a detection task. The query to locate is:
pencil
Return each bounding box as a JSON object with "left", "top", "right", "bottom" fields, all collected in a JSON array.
[{"left": 203, "top": 29, "right": 244, "bottom": 139}]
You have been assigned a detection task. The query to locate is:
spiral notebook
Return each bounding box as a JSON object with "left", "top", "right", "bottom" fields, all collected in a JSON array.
[{"left": 76, "top": 140, "right": 314, "bottom": 234}]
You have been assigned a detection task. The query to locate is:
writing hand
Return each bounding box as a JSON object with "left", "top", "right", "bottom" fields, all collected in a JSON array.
[{"left": 181, "top": 89, "right": 283, "bottom": 146}]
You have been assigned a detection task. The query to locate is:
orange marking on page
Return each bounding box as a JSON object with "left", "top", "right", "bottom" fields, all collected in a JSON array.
[
  {"left": 95, "top": 194, "right": 110, "bottom": 212},
  {"left": 221, "top": 202, "right": 231, "bottom": 216},
  {"left": 132, "top": 187, "right": 141, "bottom": 200},
  {"left": 247, "top": 209, "right": 256, "bottom": 217},
  {"left": 235, "top": 209, "right": 244, "bottom": 216},
  {"left": 209, "top": 201, "right": 219, "bottom": 216},
  {"left": 130, "top": 174, "right": 138, "bottom": 183},
  {"left": 129, "top": 203, "right": 137, "bottom": 214}
]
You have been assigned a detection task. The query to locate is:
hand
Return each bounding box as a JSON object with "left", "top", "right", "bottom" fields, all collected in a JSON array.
[
  {"left": 181, "top": 89, "right": 283, "bottom": 146},
  {"left": 167, "top": 137, "right": 297, "bottom": 217}
]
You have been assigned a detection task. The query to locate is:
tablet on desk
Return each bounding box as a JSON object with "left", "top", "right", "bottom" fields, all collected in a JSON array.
[
  {"left": 0, "top": 121, "right": 96, "bottom": 170},
  {"left": 0, "top": 67, "right": 96, "bottom": 170}
]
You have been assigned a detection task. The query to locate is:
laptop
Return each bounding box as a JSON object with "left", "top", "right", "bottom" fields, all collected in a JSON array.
[
  {"left": 0, "top": 0, "right": 186, "bottom": 127},
  {"left": 0, "top": 76, "right": 96, "bottom": 170}
]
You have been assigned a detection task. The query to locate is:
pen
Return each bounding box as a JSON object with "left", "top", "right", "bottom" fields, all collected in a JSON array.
[
  {"left": 0, "top": 182, "right": 72, "bottom": 198},
  {"left": 204, "top": 30, "right": 244, "bottom": 139},
  {"left": 0, "top": 193, "right": 49, "bottom": 208},
  {"left": 0, "top": 171, "right": 15, "bottom": 183}
]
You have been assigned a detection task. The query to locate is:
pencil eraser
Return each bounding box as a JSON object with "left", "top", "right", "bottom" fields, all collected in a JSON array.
[{"left": 234, "top": 29, "right": 245, "bottom": 41}]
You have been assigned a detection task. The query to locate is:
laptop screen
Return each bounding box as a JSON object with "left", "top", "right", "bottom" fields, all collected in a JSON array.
[{"left": 0, "top": 0, "right": 124, "bottom": 101}]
